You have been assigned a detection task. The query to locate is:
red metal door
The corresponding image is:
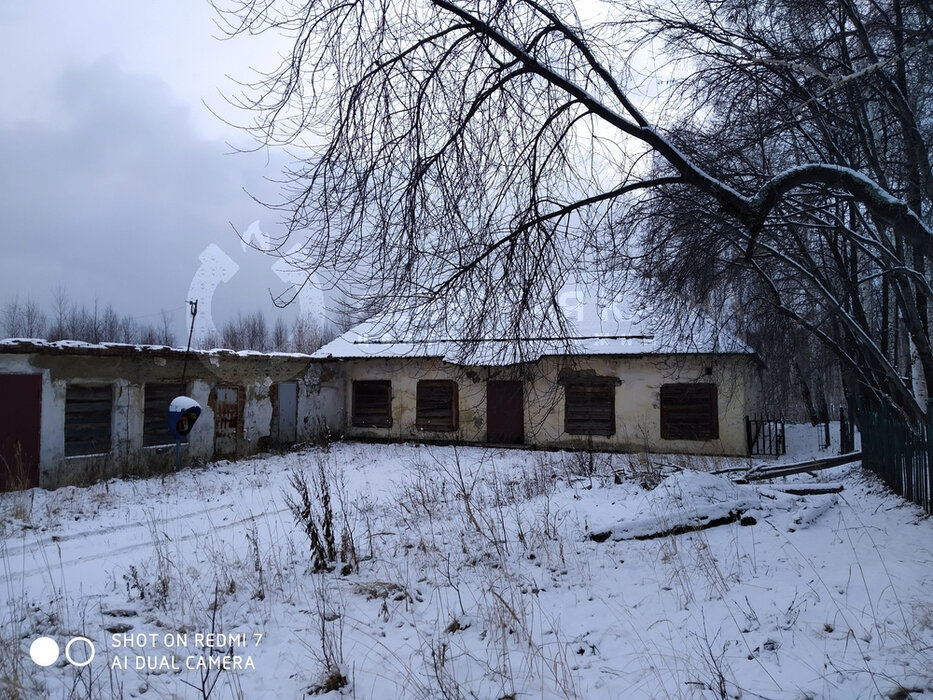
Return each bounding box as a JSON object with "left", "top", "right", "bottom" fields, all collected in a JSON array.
[
  {"left": 0, "top": 374, "right": 42, "bottom": 491},
  {"left": 486, "top": 380, "right": 523, "bottom": 444}
]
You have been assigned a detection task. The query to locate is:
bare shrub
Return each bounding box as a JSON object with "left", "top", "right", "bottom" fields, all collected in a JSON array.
[
  {"left": 302, "top": 575, "right": 348, "bottom": 695},
  {"left": 285, "top": 454, "right": 357, "bottom": 575},
  {"left": 557, "top": 450, "right": 616, "bottom": 490},
  {"left": 285, "top": 469, "right": 332, "bottom": 573}
]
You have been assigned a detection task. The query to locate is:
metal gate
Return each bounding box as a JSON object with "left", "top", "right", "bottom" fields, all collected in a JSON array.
[{"left": 745, "top": 414, "right": 786, "bottom": 456}]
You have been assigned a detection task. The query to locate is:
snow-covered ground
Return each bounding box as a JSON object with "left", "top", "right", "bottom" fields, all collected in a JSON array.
[{"left": 2, "top": 427, "right": 931, "bottom": 699}]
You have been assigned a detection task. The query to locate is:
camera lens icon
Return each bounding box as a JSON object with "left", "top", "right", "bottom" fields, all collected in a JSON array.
[{"left": 30, "top": 636, "right": 96, "bottom": 667}]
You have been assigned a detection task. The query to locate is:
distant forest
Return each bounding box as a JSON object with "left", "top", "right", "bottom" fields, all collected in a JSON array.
[{"left": 0, "top": 293, "right": 338, "bottom": 353}]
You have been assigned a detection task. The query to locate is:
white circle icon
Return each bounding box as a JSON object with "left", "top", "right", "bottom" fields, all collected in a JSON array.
[
  {"left": 29, "top": 637, "right": 59, "bottom": 666},
  {"left": 65, "top": 637, "right": 96, "bottom": 667}
]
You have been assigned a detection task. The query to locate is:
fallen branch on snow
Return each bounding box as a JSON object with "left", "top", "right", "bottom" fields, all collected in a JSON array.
[{"left": 589, "top": 507, "right": 754, "bottom": 542}]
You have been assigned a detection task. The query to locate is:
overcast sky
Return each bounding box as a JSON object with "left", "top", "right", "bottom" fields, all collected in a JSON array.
[{"left": 0, "top": 1, "right": 312, "bottom": 340}]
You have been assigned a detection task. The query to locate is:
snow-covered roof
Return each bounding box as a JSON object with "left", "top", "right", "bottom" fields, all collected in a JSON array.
[
  {"left": 313, "top": 290, "right": 754, "bottom": 365},
  {"left": 0, "top": 338, "right": 316, "bottom": 360}
]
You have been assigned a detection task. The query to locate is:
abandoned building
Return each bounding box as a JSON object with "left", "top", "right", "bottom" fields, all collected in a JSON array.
[
  {"left": 0, "top": 339, "right": 339, "bottom": 490},
  {"left": 311, "top": 296, "right": 757, "bottom": 456},
  {"left": 0, "top": 294, "right": 758, "bottom": 491}
]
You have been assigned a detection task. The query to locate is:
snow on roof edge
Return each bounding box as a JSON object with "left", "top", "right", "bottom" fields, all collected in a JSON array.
[{"left": 0, "top": 338, "right": 319, "bottom": 360}]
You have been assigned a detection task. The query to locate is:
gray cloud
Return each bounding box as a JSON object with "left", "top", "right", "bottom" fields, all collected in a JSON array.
[{"left": 0, "top": 60, "right": 298, "bottom": 337}]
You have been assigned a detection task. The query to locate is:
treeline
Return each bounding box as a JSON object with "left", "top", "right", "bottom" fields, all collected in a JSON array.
[
  {"left": 2, "top": 293, "right": 176, "bottom": 346},
  {"left": 208, "top": 310, "right": 337, "bottom": 353},
  {"left": 1, "top": 294, "right": 338, "bottom": 353}
]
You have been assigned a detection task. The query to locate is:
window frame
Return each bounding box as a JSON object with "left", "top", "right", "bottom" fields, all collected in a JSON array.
[
  {"left": 563, "top": 379, "right": 616, "bottom": 436},
  {"left": 144, "top": 382, "right": 188, "bottom": 446},
  {"left": 351, "top": 380, "right": 393, "bottom": 428},
  {"left": 659, "top": 383, "right": 719, "bottom": 440},
  {"left": 64, "top": 384, "right": 113, "bottom": 456},
  {"left": 416, "top": 380, "right": 459, "bottom": 432}
]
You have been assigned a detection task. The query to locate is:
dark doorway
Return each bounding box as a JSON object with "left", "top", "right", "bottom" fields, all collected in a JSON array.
[
  {"left": 0, "top": 374, "right": 42, "bottom": 491},
  {"left": 486, "top": 380, "right": 523, "bottom": 444},
  {"left": 274, "top": 381, "right": 298, "bottom": 444}
]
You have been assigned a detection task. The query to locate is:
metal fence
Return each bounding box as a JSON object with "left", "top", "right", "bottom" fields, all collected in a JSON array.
[
  {"left": 857, "top": 399, "right": 932, "bottom": 514},
  {"left": 815, "top": 405, "right": 856, "bottom": 453},
  {"left": 816, "top": 419, "right": 832, "bottom": 450},
  {"left": 745, "top": 414, "right": 786, "bottom": 457}
]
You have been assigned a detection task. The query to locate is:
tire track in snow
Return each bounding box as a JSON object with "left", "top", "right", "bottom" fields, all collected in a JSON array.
[
  {"left": 0, "top": 504, "right": 291, "bottom": 584},
  {"left": 1, "top": 501, "right": 246, "bottom": 558}
]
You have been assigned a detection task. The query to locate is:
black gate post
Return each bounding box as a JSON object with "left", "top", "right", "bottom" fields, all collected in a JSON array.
[
  {"left": 839, "top": 406, "right": 853, "bottom": 454},
  {"left": 927, "top": 399, "right": 933, "bottom": 513}
]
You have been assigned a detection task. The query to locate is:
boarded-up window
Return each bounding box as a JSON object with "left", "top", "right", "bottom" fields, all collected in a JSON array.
[
  {"left": 416, "top": 380, "right": 458, "bottom": 432},
  {"left": 144, "top": 383, "right": 186, "bottom": 446},
  {"left": 65, "top": 385, "right": 112, "bottom": 456},
  {"left": 352, "top": 381, "right": 392, "bottom": 428},
  {"left": 660, "top": 383, "right": 719, "bottom": 440},
  {"left": 565, "top": 381, "right": 615, "bottom": 436}
]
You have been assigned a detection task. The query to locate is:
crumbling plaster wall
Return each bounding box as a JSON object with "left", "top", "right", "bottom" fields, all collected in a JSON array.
[
  {"left": 529, "top": 354, "right": 751, "bottom": 455},
  {"left": 1, "top": 346, "right": 331, "bottom": 488},
  {"left": 300, "top": 361, "right": 346, "bottom": 440},
  {"left": 334, "top": 353, "right": 752, "bottom": 455},
  {"left": 335, "top": 357, "right": 491, "bottom": 443}
]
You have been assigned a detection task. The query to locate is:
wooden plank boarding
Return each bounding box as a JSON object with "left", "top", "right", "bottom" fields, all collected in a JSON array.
[
  {"left": 416, "top": 380, "right": 458, "bottom": 431},
  {"left": 64, "top": 385, "right": 112, "bottom": 456}
]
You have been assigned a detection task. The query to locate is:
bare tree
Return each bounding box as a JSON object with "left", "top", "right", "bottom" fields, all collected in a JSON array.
[
  {"left": 631, "top": 0, "right": 932, "bottom": 418},
  {"left": 22, "top": 298, "right": 47, "bottom": 338},
  {"left": 6, "top": 289, "right": 178, "bottom": 347},
  {"left": 158, "top": 309, "right": 176, "bottom": 346},
  {"left": 1, "top": 295, "right": 47, "bottom": 338},
  {"left": 222, "top": 310, "right": 270, "bottom": 351},
  {"left": 134, "top": 309, "right": 177, "bottom": 346},
  {"left": 47, "top": 300, "right": 96, "bottom": 343},
  {"left": 290, "top": 313, "right": 339, "bottom": 353},
  {"left": 3, "top": 288, "right": 367, "bottom": 356},
  {"left": 214, "top": 0, "right": 931, "bottom": 414},
  {"left": 138, "top": 323, "right": 160, "bottom": 346},
  {"left": 212, "top": 309, "right": 337, "bottom": 351},
  {"left": 197, "top": 329, "right": 224, "bottom": 350},
  {"left": 47, "top": 286, "right": 71, "bottom": 341},
  {"left": 271, "top": 315, "right": 290, "bottom": 351},
  {"left": 2, "top": 296, "right": 22, "bottom": 338},
  {"left": 100, "top": 305, "right": 122, "bottom": 344}
]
